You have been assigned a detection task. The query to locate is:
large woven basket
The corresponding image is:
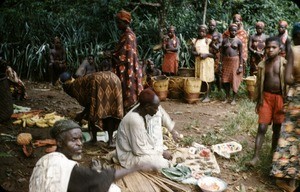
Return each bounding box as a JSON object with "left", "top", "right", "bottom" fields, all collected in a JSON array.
[
  {"left": 183, "top": 77, "right": 202, "bottom": 104},
  {"left": 0, "top": 77, "right": 13, "bottom": 122},
  {"left": 244, "top": 76, "right": 257, "bottom": 100},
  {"left": 151, "top": 75, "right": 169, "bottom": 101},
  {"left": 168, "top": 76, "right": 186, "bottom": 99}
]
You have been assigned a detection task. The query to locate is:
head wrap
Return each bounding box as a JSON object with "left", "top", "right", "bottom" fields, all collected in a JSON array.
[
  {"left": 116, "top": 10, "right": 131, "bottom": 24},
  {"left": 229, "top": 23, "right": 238, "bottom": 29},
  {"left": 279, "top": 20, "right": 288, "bottom": 27},
  {"left": 199, "top": 24, "right": 208, "bottom": 30},
  {"left": 168, "top": 26, "right": 175, "bottom": 31},
  {"left": 292, "top": 22, "right": 300, "bottom": 37},
  {"left": 50, "top": 120, "right": 81, "bottom": 139},
  {"left": 233, "top": 14, "right": 242, "bottom": 21},
  {"left": 256, "top": 21, "right": 265, "bottom": 28},
  {"left": 138, "top": 88, "right": 158, "bottom": 106}
]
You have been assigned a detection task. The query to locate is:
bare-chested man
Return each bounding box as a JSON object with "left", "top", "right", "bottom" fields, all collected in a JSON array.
[
  {"left": 49, "top": 37, "right": 67, "bottom": 86},
  {"left": 75, "top": 55, "right": 97, "bottom": 78},
  {"left": 247, "top": 36, "right": 286, "bottom": 166}
]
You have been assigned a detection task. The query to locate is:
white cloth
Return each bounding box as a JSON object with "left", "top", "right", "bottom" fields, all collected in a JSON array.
[
  {"left": 116, "top": 105, "right": 174, "bottom": 169},
  {"left": 29, "top": 152, "right": 77, "bottom": 192},
  {"left": 145, "top": 105, "right": 175, "bottom": 153}
]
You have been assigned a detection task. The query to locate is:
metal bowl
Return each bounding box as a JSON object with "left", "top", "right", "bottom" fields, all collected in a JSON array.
[{"left": 197, "top": 176, "right": 227, "bottom": 192}]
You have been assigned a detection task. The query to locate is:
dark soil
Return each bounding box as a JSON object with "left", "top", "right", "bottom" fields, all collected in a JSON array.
[{"left": 0, "top": 81, "right": 282, "bottom": 192}]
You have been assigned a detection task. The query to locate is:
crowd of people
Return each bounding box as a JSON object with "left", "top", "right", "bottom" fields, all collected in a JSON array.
[{"left": 0, "top": 7, "right": 299, "bottom": 192}]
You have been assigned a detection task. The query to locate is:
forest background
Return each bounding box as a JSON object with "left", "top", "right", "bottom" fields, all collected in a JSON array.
[{"left": 0, "top": 0, "right": 299, "bottom": 81}]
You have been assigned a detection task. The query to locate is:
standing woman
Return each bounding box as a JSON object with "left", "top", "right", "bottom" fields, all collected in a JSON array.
[
  {"left": 112, "top": 10, "right": 143, "bottom": 113},
  {"left": 248, "top": 21, "right": 269, "bottom": 76},
  {"left": 270, "top": 22, "right": 300, "bottom": 192},
  {"left": 192, "top": 25, "right": 215, "bottom": 102},
  {"left": 223, "top": 14, "right": 248, "bottom": 71},
  {"left": 162, "top": 26, "right": 180, "bottom": 76},
  {"left": 220, "top": 24, "right": 243, "bottom": 105}
]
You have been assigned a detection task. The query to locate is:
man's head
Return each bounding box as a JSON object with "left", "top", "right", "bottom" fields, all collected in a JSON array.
[
  {"left": 139, "top": 88, "right": 160, "bottom": 116},
  {"left": 265, "top": 36, "right": 281, "bottom": 59},
  {"left": 87, "top": 55, "right": 94, "bottom": 65},
  {"left": 51, "top": 120, "right": 83, "bottom": 159},
  {"left": 59, "top": 72, "right": 73, "bottom": 84}
]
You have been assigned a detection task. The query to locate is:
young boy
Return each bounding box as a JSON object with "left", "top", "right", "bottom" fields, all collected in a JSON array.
[{"left": 247, "top": 36, "right": 286, "bottom": 167}]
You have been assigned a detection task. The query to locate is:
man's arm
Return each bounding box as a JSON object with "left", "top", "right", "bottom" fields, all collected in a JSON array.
[{"left": 68, "top": 165, "right": 115, "bottom": 192}]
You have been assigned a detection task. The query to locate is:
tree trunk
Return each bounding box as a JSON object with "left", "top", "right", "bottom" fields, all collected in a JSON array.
[{"left": 203, "top": 0, "right": 207, "bottom": 24}]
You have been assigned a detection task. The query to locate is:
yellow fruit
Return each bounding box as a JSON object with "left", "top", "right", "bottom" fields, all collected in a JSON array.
[
  {"left": 44, "top": 112, "right": 57, "bottom": 120},
  {"left": 20, "top": 113, "right": 34, "bottom": 120},
  {"left": 22, "top": 120, "right": 26, "bottom": 128},
  {"left": 26, "top": 119, "right": 36, "bottom": 127},
  {"left": 13, "top": 119, "right": 22, "bottom": 125},
  {"left": 36, "top": 121, "right": 49, "bottom": 128}
]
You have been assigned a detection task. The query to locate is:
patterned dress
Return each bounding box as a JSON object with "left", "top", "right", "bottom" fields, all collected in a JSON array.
[
  {"left": 62, "top": 72, "right": 124, "bottom": 130},
  {"left": 112, "top": 27, "right": 143, "bottom": 111},
  {"left": 162, "top": 36, "right": 179, "bottom": 75},
  {"left": 270, "top": 45, "right": 300, "bottom": 180}
]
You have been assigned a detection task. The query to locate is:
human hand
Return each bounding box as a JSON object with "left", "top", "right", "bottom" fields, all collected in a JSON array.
[
  {"left": 136, "top": 162, "right": 159, "bottom": 172},
  {"left": 170, "top": 130, "right": 180, "bottom": 142},
  {"left": 163, "top": 150, "right": 173, "bottom": 160},
  {"left": 200, "top": 54, "right": 208, "bottom": 59},
  {"left": 90, "top": 158, "right": 102, "bottom": 173},
  {"left": 236, "top": 65, "right": 243, "bottom": 74}
]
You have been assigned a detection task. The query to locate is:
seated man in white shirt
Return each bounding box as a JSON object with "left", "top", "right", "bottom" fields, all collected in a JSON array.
[{"left": 116, "top": 88, "right": 179, "bottom": 169}]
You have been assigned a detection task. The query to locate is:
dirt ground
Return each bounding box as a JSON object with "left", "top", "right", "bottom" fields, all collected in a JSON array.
[{"left": 0, "top": 80, "right": 283, "bottom": 192}]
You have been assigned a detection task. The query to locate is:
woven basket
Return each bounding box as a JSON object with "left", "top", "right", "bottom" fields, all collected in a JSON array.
[
  {"left": 151, "top": 75, "right": 169, "bottom": 101},
  {"left": 244, "top": 76, "right": 257, "bottom": 100},
  {"left": 168, "top": 77, "right": 185, "bottom": 99},
  {"left": 0, "top": 77, "right": 13, "bottom": 122},
  {"left": 183, "top": 77, "right": 202, "bottom": 104}
]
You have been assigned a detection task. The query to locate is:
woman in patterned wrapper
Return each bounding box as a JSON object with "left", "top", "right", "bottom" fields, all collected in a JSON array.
[
  {"left": 162, "top": 26, "right": 180, "bottom": 76},
  {"left": 220, "top": 23, "right": 243, "bottom": 105},
  {"left": 270, "top": 22, "right": 300, "bottom": 192},
  {"left": 223, "top": 14, "right": 248, "bottom": 72},
  {"left": 112, "top": 10, "right": 143, "bottom": 113}
]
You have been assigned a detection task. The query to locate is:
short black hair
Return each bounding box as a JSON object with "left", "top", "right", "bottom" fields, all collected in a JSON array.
[{"left": 265, "top": 36, "right": 281, "bottom": 47}]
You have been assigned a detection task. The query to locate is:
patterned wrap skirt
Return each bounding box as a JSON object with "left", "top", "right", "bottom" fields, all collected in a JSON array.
[
  {"left": 270, "top": 84, "right": 300, "bottom": 180},
  {"left": 221, "top": 56, "right": 243, "bottom": 93}
]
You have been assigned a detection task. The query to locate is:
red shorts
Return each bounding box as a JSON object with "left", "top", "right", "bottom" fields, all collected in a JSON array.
[{"left": 258, "top": 92, "right": 284, "bottom": 124}]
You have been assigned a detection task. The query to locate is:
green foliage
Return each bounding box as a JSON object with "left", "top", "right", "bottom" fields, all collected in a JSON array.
[{"left": 0, "top": 0, "right": 299, "bottom": 80}]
